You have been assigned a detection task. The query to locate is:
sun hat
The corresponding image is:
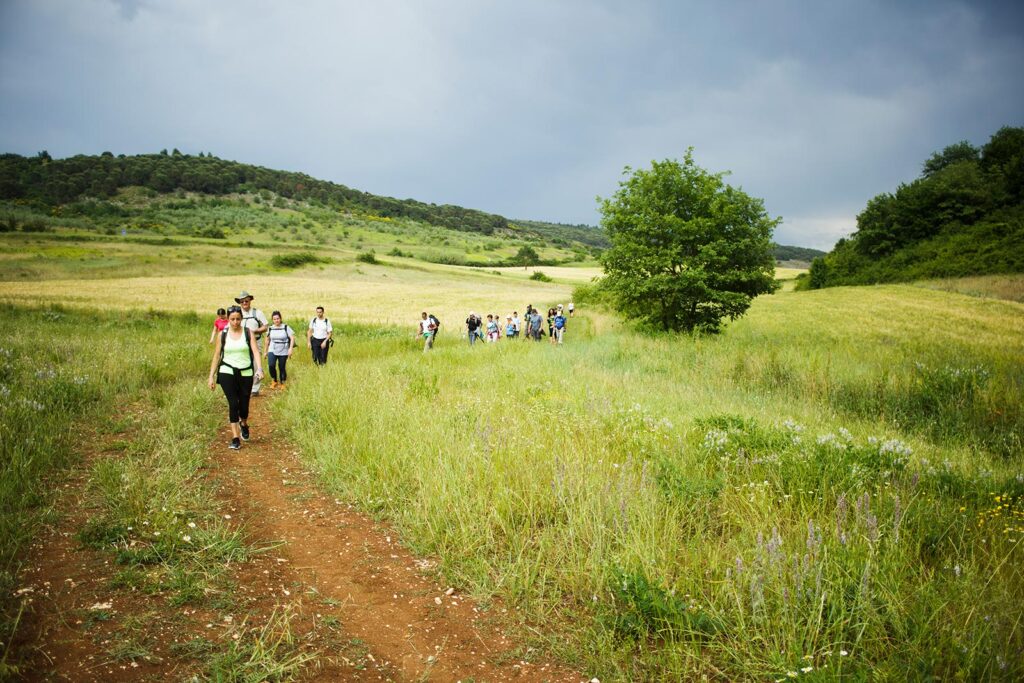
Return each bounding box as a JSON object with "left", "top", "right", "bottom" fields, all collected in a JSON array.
[{"left": 234, "top": 290, "right": 255, "bottom": 303}]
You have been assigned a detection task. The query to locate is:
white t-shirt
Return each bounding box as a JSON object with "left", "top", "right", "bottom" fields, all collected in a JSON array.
[
  {"left": 241, "top": 307, "right": 268, "bottom": 337},
  {"left": 512, "top": 316, "right": 521, "bottom": 331},
  {"left": 309, "top": 316, "right": 333, "bottom": 339}
]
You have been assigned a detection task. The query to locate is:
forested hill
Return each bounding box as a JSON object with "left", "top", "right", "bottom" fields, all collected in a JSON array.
[
  {"left": 0, "top": 150, "right": 513, "bottom": 235},
  {"left": 803, "top": 126, "right": 1024, "bottom": 288},
  {"left": 0, "top": 150, "right": 820, "bottom": 261},
  {"left": 773, "top": 244, "right": 825, "bottom": 263}
]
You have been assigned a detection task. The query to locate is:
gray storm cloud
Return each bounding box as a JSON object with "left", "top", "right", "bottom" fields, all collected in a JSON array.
[{"left": 1, "top": 0, "right": 1022, "bottom": 248}]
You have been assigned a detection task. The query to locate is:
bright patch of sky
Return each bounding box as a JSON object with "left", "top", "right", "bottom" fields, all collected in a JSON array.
[{"left": 1, "top": 0, "right": 1022, "bottom": 248}]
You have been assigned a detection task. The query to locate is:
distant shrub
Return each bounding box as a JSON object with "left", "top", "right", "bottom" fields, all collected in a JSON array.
[
  {"left": 388, "top": 247, "right": 409, "bottom": 257},
  {"left": 198, "top": 226, "right": 226, "bottom": 239},
  {"left": 423, "top": 253, "right": 466, "bottom": 266},
  {"left": 270, "top": 251, "right": 326, "bottom": 269},
  {"left": 356, "top": 250, "right": 379, "bottom": 264},
  {"left": 0, "top": 216, "right": 15, "bottom": 232},
  {"left": 529, "top": 271, "right": 552, "bottom": 282},
  {"left": 20, "top": 220, "right": 49, "bottom": 233}
]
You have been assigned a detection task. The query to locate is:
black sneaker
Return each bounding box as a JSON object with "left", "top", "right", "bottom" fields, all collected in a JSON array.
[
  {"left": 240, "top": 424, "right": 250, "bottom": 441},
  {"left": 229, "top": 437, "right": 241, "bottom": 450}
]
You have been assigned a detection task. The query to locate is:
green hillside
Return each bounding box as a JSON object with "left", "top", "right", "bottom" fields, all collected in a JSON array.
[
  {"left": 0, "top": 157, "right": 601, "bottom": 268},
  {"left": 773, "top": 243, "right": 825, "bottom": 263},
  {"left": 0, "top": 151, "right": 817, "bottom": 267},
  {"left": 803, "top": 126, "right": 1024, "bottom": 288}
]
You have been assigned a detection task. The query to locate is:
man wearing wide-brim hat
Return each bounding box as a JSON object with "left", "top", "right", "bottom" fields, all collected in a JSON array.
[{"left": 235, "top": 291, "right": 268, "bottom": 396}]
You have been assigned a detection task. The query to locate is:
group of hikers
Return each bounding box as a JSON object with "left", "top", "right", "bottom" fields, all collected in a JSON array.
[
  {"left": 415, "top": 302, "right": 574, "bottom": 351},
  {"left": 206, "top": 290, "right": 334, "bottom": 450},
  {"left": 462, "top": 303, "right": 573, "bottom": 346},
  {"left": 207, "top": 290, "right": 577, "bottom": 449}
]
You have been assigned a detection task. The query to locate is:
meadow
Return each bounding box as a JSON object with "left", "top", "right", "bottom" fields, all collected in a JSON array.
[
  {"left": 2, "top": 229, "right": 1022, "bottom": 680},
  {"left": 272, "top": 285, "right": 1024, "bottom": 680}
]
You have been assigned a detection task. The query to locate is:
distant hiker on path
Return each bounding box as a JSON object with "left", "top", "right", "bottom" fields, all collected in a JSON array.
[
  {"left": 418, "top": 311, "right": 437, "bottom": 351},
  {"left": 568, "top": 302, "right": 575, "bottom": 317},
  {"left": 466, "top": 312, "right": 481, "bottom": 345},
  {"left": 236, "top": 291, "right": 268, "bottom": 395},
  {"left": 529, "top": 308, "right": 543, "bottom": 341},
  {"left": 208, "top": 307, "right": 229, "bottom": 344},
  {"left": 208, "top": 305, "right": 263, "bottom": 451},
  {"left": 265, "top": 311, "right": 296, "bottom": 389},
  {"left": 308, "top": 306, "right": 333, "bottom": 365},
  {"left": 553, "top": 310, "right": 567, "bottom": 344}
]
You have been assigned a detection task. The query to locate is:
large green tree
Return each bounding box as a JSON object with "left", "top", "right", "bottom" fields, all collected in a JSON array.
[{"left": 598, "top": 151, "right": 778, "bottom": 333}]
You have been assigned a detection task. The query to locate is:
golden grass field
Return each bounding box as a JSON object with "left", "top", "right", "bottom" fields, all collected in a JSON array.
[
  {"left": 0, "top": 238, "right": 806, "bottom": 326},
  {"left": 0, "top": 269, "right": 572, "bottom": 328}
]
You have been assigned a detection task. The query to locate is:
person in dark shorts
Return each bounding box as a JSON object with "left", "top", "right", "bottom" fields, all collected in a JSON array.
[{"left": 236, "top": 291, "right": 268, "bottom": 395}]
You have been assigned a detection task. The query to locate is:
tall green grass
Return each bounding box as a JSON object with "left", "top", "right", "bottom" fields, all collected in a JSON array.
[{"left": 276, "top": 286, "right": 1024, "bottom": 680}]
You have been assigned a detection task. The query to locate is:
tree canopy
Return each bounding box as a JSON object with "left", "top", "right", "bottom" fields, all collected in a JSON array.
[
  {"left": 804, "top": 126, "right": 1024, "bottom": 288},
  {"left": 598, "top": 152, "right": 778, "bottom": 333}
]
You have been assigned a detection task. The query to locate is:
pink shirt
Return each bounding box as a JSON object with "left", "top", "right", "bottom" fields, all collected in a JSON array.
[{"left": 214, "top": 318, "right": 229, "bottom": 332}]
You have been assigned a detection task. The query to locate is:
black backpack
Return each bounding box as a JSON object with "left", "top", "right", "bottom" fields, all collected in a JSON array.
[
  {"left": 268, "top": 325, "right": 293, "bottom": 349},
  {"left": 429, "top": 314, "right": 440, "bottom": 331},
  {"left": 219, "top": 328, "right": 255, "bottom": 377}
]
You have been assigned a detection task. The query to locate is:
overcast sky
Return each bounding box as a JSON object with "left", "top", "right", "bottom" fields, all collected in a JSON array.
[{"left": 1, "top": 0, "right": 1022, "bottom": 248}]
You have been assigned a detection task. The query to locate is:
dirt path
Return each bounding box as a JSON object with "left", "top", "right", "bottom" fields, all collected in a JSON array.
[
  {"left": 16, "top": 396, "right": 588, "bottom": 682},
  {"left": 212, "top": 395, "right": 586, "bottom": 682}
]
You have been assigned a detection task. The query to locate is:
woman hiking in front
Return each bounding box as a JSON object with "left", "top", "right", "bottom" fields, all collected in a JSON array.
[{"left": 208, "top": 305, "right": 264, "bottom": 450}]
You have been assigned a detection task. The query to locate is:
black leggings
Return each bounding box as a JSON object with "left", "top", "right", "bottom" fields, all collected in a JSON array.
[
  {"left": 267, "top": 353, "right": 288, "bottom": 382},
  {"left": 218, "top": 371, "right": 254, "bottom": 423}
]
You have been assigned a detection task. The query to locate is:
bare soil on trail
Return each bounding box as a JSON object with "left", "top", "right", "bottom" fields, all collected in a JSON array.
[
  {"left": 216, "top": 397, "right": 585, "bottom": 682},
  {"left": 15, "top": 395, "right": 588, "bottom": 682}
]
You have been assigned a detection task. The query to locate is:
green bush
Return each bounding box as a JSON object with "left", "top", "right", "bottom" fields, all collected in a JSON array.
[
  {"left": 529, "top": 270, "right": 552, "bottom": 282},
  {"left": 572, "top": 279, "right": 611, "bottom": 305},
  {"left": 355, "top": 250, "right": 379, "bottom": 264},
  {"left": 20, "top": 220, "right": 49, "bottom": 233},
  {"left": 198, "top": 226, "right": 226, "bottom": 239},
  {"left": 270, "top": 251, "right": 326, "bottom": 269}
]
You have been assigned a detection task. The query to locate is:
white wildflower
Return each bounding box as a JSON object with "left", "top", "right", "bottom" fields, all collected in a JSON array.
[{"left": 702, "top": 429, "right": 729, "bottom": 452}]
